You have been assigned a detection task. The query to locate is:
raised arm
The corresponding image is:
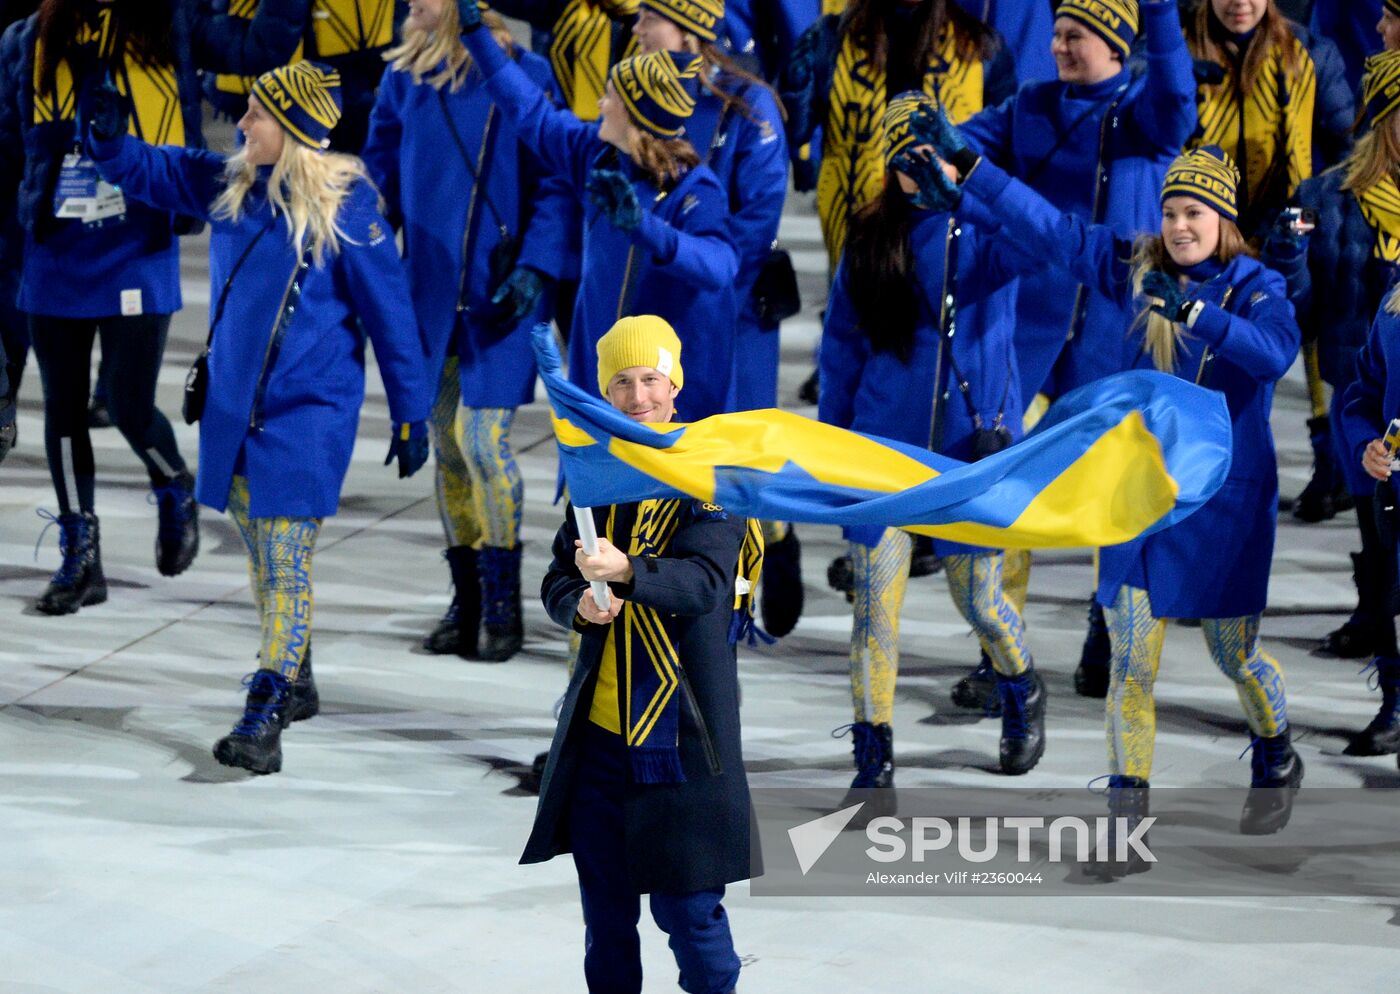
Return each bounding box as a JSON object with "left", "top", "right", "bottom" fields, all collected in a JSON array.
[
  {"left": 461, "top": 20, "right": 602, "bottom": 191},
  {"left": 1127, "top": 0, "right": 1198, "bottom": 155},
  {"left": 87, "top": 133, "right": 226, "bottom": 223}
]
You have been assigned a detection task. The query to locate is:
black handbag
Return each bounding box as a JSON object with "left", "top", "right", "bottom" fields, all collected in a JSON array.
[
  {"left": 184, "top": 223, "right": 271, "bottom": 425},
  {"left": 751, "top": 246, "right": 801, "bottom": 325}
]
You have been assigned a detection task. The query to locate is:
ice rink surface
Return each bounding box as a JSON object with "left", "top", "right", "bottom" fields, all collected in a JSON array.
[{"left": 3, "top": 196, "right": 1399, "bottom": 993}]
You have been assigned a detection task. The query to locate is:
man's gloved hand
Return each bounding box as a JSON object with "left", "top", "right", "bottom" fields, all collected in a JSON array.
[
  {"left": 1141, "top": 270, "right": 1194, "bottom": 323},
  {"left": 457, "top": 0, "right": 484, "bottom": 32},
  {"left": 585, "top": 168, "right": 642, "bottom": 232},
  {"left": 83, "top": 74, "right": 128, "bottom": 143},
  {"left": 894, "top": 150, "right": 962, "bottom": 212},
  {"left": 488, "top": 266, "right": 549, "bottom": 328},
  {"left": 385, "top": 420, "right": 429, "bottom": 478}
]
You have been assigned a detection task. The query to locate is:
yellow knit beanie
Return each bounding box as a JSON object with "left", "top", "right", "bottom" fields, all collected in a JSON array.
[{"left": 595, "top": 316, "right": 684, "bottom": 395}]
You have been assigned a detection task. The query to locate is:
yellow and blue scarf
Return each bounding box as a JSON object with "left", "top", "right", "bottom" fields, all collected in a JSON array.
[
  {"left": 33, "top": 6, "right": 185, "bottom": 146},
  {"left": 214, "top": 0, "right": 393, "bottom": 97},
  {"left": 817, "top": 22, "right": 985, "bottom": 269},
  {"left": 1357, "top": 174, "right": 1400, "bottom": 264},
  {"left": 550, "top": 0, "right": 640, "bottom": 120},
  {"left": 1191, "top": 33, "right": 1316, "bottom": 221}
]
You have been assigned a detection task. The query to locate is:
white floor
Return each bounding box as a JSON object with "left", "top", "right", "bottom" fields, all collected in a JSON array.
[{"left": 2, "top": 199, "right": 1399, "bottom": 994}]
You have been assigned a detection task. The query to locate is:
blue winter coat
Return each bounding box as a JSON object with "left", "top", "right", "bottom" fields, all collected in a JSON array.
[
  {"left": 1264, "top": 167, "right": 1400, "bottom": 494},
  {"left": 960, "top": 0, "right": 1196, "bottom": 404},
  {"left": 0, "top": 10, "right": 204, "bottom": 318},
  {"left": 463, "top": 28, "right": 741, "bottom": 422},
  {"left": 819, "top": 209, "right": 1023, "bottom": 556},
  {"left": 958, "top": 0, "right": 1057, "bottom": 84},
  {"left": 89, "top": 135, "right": 433, "bottom": 519},
  {"left": 193, "top": 0, "right": 312, "bottom": 118},
  {"left": 725, "top": 0, "right": 817, "bottom": 81},
  {"left": 1340, "top": 303, "right": 1400, "bottom": 486},
  {"left": 362, "top": 48, "right": 574, "bottom": 408},
  {"left": 685, "top": 72, "right": 788, "bottom": 411},
  {"left": 962, "top": 160, "right": 1300, "bottom": 618},
  {"left": 1311, "top": 0, "right": 1384, "bottom": 95}
]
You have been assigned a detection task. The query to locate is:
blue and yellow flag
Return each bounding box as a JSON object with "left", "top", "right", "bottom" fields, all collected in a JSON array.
[{"left": 532, "top": 327, "right": 1232, "bottom": 549}]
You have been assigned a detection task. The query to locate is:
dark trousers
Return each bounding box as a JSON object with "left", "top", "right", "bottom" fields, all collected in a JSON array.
[
  {"left": 29, "top": 313, "right": 186, "bottom": 513},
  {"left": 568, "top": 726, "right": 741, "bottom": 994}
]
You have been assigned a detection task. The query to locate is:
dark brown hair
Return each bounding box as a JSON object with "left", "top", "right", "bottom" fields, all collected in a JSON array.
[
  {"left": 845, "top": 177, "right": 920, "bottom": 362},
  {"left": 37, "top": 0, "right": 175, "bottom": 96},
  {"left": 1186, "top": 0, "right": 1301, "bottom": 95},
  {"left": 844, "top": 0, "right": 998, "bottom": 77}
]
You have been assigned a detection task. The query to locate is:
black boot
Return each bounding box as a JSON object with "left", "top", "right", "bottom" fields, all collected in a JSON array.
[
  {"left": 36, "top": 511, "right": 107, "bottom": 615},
  {"left": 827, "top": 554, "right": 854, "bottom": 603},
  {"left": 86, "top": 394, "right": 113, "bottom": 430},
  {"left": 422, "top": 546, "right": 482, "bottom": 658},
  {"left": 1293, "top": 416, "right": 1352, "bottom": 523},
  {"left": 1074, "top": 599, "right": 1111, "bottom": 699},
  {"left": 1344, "top": 658, "right": 1400, "bottom": 755},
  {"left": 997, "top": 668, "right": 1047, "bottom": 775},
  {"left": 798, "top": 367, "right": 819, "bottom": 405},
  {"left": 479, "top": 545, "right": 523, "bottom": 662},
  {"left": 908, "top": 535, "right": 941, "bottom": 578},
  {"left": 213, "top": 670, "right": 294, "bottom": 775},
  {"left": 287, "top": 644, "right": 319, "bottom": 724},
  {"left": 1240, "top": 729, "right": 1304, "bottom": 835},
  {"left": 520, "top": 750, "right": 549, "bottom": 795},
  {"left": 1085, "top": 776, "right": 1152, "bottom": 881},
  {"left": 153, "top": 471, "right": 199, "bottom": 577},
  {"left": 759, "top": 526, "right": 803, "bottom": 638},
  {"left": 950, "top": 652, "right": 1002, "bottom": 715},
  {"left": 1319, "top": 552, "right": 1379, "bottom": 658},
  {"left": 839, "top": 722, "right": 896, "bottom": 820}
]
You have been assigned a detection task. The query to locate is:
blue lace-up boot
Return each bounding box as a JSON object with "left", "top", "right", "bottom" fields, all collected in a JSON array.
[
  {"left": 996, "top": 668, "right": 1046, "bottom": 775},
  {"left": 847, "top": 721, "right": 894, "bottom": 789},
  {"left": 1085, "top": 775, "right": 1152, "bottom": 881},
  {"left": 1344, "top": 657, "right": 1400, "bottom": 756},
  {"left": 152, "top": 471, "right": 199, "bottom": 577},
  {"left": 1240, "top": 729, "right": 1304, "bottom": 835},
  {"left": 213, "top": 670, "right": 294, "bottom": 775},
  {"left": 479, "top": 545, "right": 523, "bottom": 661},
  {"left": 36, "top": 511, "right": 107, "bottom": 615}
]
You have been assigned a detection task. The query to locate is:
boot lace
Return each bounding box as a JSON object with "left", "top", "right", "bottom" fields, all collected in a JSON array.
[
  {"left": 35, "top": 509, "right": 86, "bottom": 588},
  {"left": 231, "top": 671, "right": 288, "bottom": 737}
]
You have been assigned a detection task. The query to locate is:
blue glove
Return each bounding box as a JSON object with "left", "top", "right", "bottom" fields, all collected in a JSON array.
[
  {"left": 1141, "top": 271, "right": 1194, "bottom": 323},
  {"left": 909, "top": 101, "right": 967, "bottom": 161},
  {"left": 385, "top": 420, "right": 429, "bottom": 479},
  {"left": 488, "top": 266, "right": 549, "bottom": 328},
  {"left": 893, "top": 150, "right": 962, "bottom": 212},
  {"left": 457, "top": 0, "right": 484, "bottom": 32},
  {"left": 1264, "top": 206, "right": 1316, "bottom": 255},
  {"left": 585, "top": 168, "right": 642, "bottom": 232},
  {"left": 83, "top": 74, "right": 127, "bottom": 143}
]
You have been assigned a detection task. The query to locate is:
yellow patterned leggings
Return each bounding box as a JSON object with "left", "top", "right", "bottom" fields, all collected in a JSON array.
[
  {"left": 849, "top": 529, "right": 1031, "bottom": 724},
  {"left": 227, "top": 476, "right": 321, "bottom": 682},
  {"left": 1104, "top": 585, "right": 1289, "bottom": 780},
  {"left": 431, "top": 356, "right": 523, "bottom": 550}
]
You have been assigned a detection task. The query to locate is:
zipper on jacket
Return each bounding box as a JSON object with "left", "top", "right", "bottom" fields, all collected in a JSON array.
[
  {"left": 1193, "top": 286, "right": 1234, "bottom": 387},
  {"left": 249, "top": 255, "right": 311, "bottom": 431},
  {"left": 675, "top": 662, "right": 723, "bottom": 776},
  {"left": 929, "top": 217, "right": 957, "bottom": 452},
  {"left": 455, "top": 106, "right": 498, "bottom": 316},
  {"left": 614, "top": 188, "right": 669, "bottom": 319},
  {"left": 1066, "top": 88, "right": 1126, "bottom": 344}
]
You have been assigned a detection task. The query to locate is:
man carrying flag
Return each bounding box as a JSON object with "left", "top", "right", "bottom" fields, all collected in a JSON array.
[{"left": 530, "top": 316, "right": 755, "bottom": 994}]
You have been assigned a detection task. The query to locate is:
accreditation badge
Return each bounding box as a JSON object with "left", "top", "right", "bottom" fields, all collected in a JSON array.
[{"left": 53, "top": 152, "right": 127, "bottom": 226}]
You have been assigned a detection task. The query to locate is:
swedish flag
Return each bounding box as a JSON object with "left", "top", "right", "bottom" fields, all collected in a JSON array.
[{"left": 532, "top": 328, "right": 1232, "bottom": 548}]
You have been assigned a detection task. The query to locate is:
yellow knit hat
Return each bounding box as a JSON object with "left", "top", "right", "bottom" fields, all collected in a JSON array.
[{"left": 596, "top": 316, "right": 684, "bottom": 395}]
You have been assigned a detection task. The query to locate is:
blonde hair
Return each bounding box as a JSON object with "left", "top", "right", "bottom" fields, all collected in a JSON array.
[
  {"left": 211, "top": 141, "right": 369, "bottom": 265},
  {"left": 1343, "top": 113, "right": 1400, "bottom": 196},
  {"left": 1128, "top": 219, "right": 1251, "bottom": 372},
  {"left": 383, "top": 6, "right": 514, "bottom": 92}
]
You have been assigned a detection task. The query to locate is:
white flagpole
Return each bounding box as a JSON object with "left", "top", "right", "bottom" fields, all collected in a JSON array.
[{"left": 572, "top": 505, "right": 611, "bottom": 610}]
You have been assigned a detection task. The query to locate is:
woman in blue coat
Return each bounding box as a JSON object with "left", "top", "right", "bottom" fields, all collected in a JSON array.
[
  {"left": 1339, "top": 291, "right": 1400, "bottom": 761},
  {"left": 0, "top": 0, "right": 205, "bottom": 615},
  {"left": 953, "top": 0, "right": 1197, "bottom": 706},
  {"left": 87, "top": 62, "right": 433, "bottom": 776},
  {"left": 818, "top": 93, "right": 1044, "bottom": 791},
  {"left": 928, "top": 113, "right": 1304, "bottom": 862},
  {"left": 458, "top": 0, "right": 740, "bottom": 424},
  {"left": 1266, "top": 51, "right": 1400, "bottom": 662},
  {"left": 363, "top": 2, "right": 573, "bottom": 662},
  {"left": 629, "top": 0, "right": 805, "bottom": 636}
]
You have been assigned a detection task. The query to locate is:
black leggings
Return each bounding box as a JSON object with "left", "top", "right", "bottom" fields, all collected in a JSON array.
[{"left": 29, "top": 313, "right": 187, "bottom": 514}]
